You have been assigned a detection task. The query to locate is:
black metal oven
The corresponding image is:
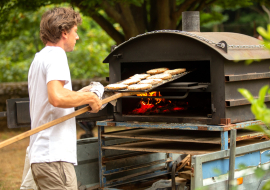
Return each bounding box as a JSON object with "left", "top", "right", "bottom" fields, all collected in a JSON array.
[{"left": 103, "top": 31, "right": 270, "bottom": 125}]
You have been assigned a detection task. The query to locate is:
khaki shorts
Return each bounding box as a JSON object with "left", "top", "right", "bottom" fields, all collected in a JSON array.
[{"left": 31, "top": 162, "right": 77, "bottom": 190}]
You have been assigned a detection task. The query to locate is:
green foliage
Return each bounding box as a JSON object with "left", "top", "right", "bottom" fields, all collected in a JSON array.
[
  {"left": 238, "top": 85, "right": 270, "bottom": 124},
  {"left": 215, "top": 0, "right": 253, "bottom": 9},
  {"left": 0, "top": 8, "right": 42, "bottom": 82},
  {"left": 237, "top": 163, "right": 247, "bottom": 170},
  {"left": 258, "top": 25, "right": 270, "bottom": 50},
  {"left": 200, "top": 5, "right": 229, "bottom": 29},
  {"left": 263, "top": 180, "right": 270, "bottom": 190},
  {"left": 0, "top": 4, "right": 114, "bottom": 82},
  {"left": 254, "top": 167, "right": 267, "bottom": 178}
]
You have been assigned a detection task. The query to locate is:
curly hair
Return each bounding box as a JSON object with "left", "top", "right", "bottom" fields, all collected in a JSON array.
[{"left": 40, "top": 7, "right": 82, "bottom": 45}]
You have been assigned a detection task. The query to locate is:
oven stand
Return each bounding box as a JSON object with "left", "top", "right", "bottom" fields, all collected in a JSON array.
[
  {"left": 98, "top": 125, "right": 172, "bottom": 189},
  {"left": 97, "top": 120, "right": 264, "bottom": 189}
]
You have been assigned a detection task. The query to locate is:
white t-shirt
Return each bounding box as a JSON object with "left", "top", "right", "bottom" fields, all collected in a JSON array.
[{"left": 28, "top": 46, "right": 77, "bottom": 165}]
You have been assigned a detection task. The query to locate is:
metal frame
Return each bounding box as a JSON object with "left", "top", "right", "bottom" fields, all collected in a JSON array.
[
  {"left": 97, "top": 120, "right": 262, "bottom": 151},
  {"left": 228, "top": 129, "right": 236, "bottom": 190},
  {"left": 97, "top": 120, "right": 265, "bottom": 189},
  {"left": 190, "top": 140, "right": 270, "bottom": 190},
  {"left": 97, "top": 120, "right": 262, "bottom": 131}
]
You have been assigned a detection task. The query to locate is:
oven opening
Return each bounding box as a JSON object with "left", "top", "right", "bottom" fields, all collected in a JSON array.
[
  {"left": 122, "top": 92, "right": 211, "bottom": 118},
  {"left": 121, "top": 60, "right": 211, "bottom": 83}
]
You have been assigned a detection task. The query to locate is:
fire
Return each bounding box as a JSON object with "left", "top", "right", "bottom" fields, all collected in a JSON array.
[
  {"left": 130, "top": 91, "right": 187, "bottom": 115},
  {"left": 134, "top": 100, "right": 154, "bottom": 114},
  {"left": 137, "top": 91, "right": 164, "bottom": 104}
]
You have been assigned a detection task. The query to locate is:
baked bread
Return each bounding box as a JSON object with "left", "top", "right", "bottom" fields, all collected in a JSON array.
[
  {"left": 146, "top": 68, "right": 169, "bottom": 74},
  {"left": 121, "top": 78, "right": 141, "bottom": 85},
  {"left": 128, "top": 84, "right": 152, "bottom": 91},
  {"left": 139, "top": 79, "right": 163, "bottom": 85},
  {"left": 164, "top": 70, "right": 178, "bottom": 75},
  {"left": 173, "top": 68, "right": 186, "bottom": 74},
  {"left": 106, "top": 84, "right": 128, "bottom": 90},
  {"left": 147, "top": 73, "right": 172, "bottom": 80},
  {"left": 130, "top": 74, "right": 150, "bottom": 80},
  {"left": 164, "top": 68, "right": 186, "bottom": 75}
]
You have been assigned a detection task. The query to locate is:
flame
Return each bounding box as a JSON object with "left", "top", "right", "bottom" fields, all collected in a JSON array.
[
  {"left": 136, "top": 91, "right": 164, "bottom": 104},
  {"left": 134, "top": 100, "right": 154, "bottom": 114},
  {"left": 131, "top": 91, "right": 187, "bottom": 114}
]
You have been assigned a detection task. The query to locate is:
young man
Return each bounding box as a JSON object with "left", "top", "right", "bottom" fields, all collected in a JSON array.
[{"left": 27, "top": 7, "right": 102, "bottom": 189}]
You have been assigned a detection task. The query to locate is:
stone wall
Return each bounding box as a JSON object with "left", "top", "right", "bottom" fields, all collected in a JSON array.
[{"left": 0, "top": 78, "right": 108, "bottom": 130}]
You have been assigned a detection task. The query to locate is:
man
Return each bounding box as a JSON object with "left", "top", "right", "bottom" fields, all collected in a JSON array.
[{"left": 27, "top": 7, "right": 102, "bottom": 189}]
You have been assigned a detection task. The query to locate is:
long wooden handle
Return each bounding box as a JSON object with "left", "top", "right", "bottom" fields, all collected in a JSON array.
[{"left": 0, "top": 92, "right": 138, "bottom": 149}]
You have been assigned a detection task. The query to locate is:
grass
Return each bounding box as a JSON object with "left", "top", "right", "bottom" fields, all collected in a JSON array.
[{"left": 0, "top": 129, "right": 29, "bottom": 190}]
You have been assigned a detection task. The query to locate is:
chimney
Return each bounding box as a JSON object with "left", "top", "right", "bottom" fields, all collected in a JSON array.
[{"left": 182, "top": 11, "right": 200, "bottom": 32}]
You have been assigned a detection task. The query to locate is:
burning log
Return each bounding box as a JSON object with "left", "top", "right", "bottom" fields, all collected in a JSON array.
[{"left": 129, "top": 91, "right": 188, "bottom": 115}]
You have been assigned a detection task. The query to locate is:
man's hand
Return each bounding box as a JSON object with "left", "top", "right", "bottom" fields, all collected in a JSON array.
[
  {"left": 88, "top": 92, "right": 102, "bottom": 113},
  {"left": 78, "top": 85, "right": 93, "bottom": 92},
  {"left": 78, "top": 84, "right": 103, "bottom": 112}
]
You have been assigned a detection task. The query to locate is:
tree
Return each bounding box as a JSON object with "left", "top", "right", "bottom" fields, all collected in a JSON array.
[
  {"left": 0, "top": 0, "right": 256, "bottom": 45},
  {"left": 0, "top": 5, "right": 114, "bottom": 82}
]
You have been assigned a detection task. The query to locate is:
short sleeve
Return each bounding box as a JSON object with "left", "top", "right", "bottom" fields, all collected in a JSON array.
[{"left": 44, "top": 48, "right": 71, "bottom": 85}]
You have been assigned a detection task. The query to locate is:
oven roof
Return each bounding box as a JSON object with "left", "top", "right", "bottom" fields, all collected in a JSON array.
[{"left": 104, "top": 31, "right": 270, "bottom": 62}]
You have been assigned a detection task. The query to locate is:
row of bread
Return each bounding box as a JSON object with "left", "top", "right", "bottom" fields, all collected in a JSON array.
[{"left": 105, "top": 68, "right": 186, "bottom": 91}]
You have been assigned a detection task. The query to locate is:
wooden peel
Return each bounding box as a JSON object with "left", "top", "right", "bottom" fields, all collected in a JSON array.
[{"left": 0, "top": 92, "right": 139, "bottom": 149}]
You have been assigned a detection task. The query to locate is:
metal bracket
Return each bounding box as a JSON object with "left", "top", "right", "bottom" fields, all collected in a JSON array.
[
  {"left": 216, "top": 40, "right": 228, "bottom": 53},
  {"left": 113, "top": 54, "right": 122, "bottom": 58}
]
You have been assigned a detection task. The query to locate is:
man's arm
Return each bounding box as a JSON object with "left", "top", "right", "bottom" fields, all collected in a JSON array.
[
  {"left": 47, "top": 80, "right": 102, "bottom": 113},
  {"left": 77, "top": 85, "right": 93, "bottom": 92}
]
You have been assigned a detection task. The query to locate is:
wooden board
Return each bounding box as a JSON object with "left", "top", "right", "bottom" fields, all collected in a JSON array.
[
  {"left": 102, "top": 128, "right": 264, "bottom": 144},
  {"left": 102, "top": 139, "right": 267, "bottom": 155},
  {"left": 102, "top": 140, "right": 220, "bottom": 155},
  {"left": 103, "top": 129, "right": 221, "bottom": 144},
  {"left": 231, "top": 130, "right": 265, "bottom": 142}
]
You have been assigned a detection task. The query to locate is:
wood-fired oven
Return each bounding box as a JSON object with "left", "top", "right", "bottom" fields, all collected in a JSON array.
[{"left": 102, "top": 30, "right": 270, "bottom": 125}]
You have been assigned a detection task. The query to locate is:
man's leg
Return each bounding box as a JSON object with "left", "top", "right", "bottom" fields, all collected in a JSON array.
[{"left": 31, "top": 162, "right": 77, "bottom": 190}]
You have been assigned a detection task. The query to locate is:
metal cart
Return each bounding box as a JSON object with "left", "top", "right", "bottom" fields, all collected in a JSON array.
[{"left": 97, "top": 120, "right": 270, "bottom": 189}]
